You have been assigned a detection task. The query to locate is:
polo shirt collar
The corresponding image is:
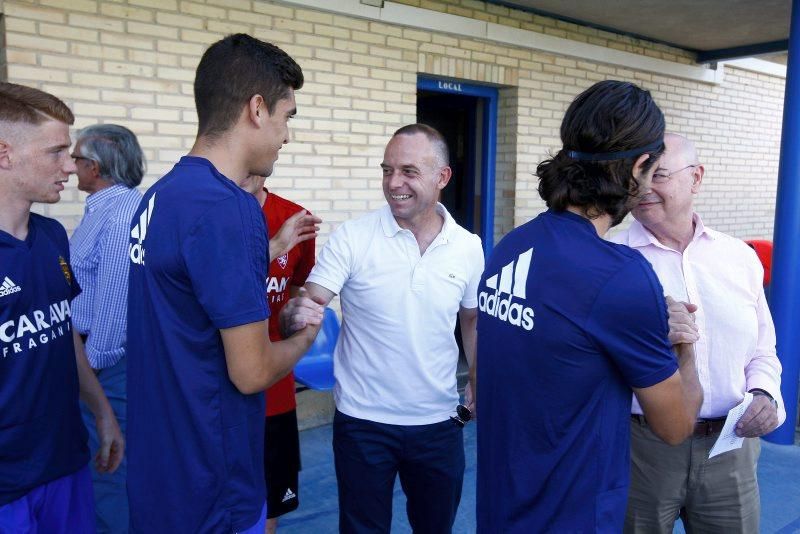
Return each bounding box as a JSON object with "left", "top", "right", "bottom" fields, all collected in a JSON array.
[
  {"left": 628, "top": 212, "right": 715, "bottom": 250},
  {"left": 380, "top": 203, "right": 454, "bottom": 242},
  {"left": 85, "top": 184, "right": 129, "bottom": 213}
]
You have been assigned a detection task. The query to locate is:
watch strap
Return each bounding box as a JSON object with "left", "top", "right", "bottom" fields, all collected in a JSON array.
[{"left": 749, "top": 388, "right": 778, "bottom": 409}]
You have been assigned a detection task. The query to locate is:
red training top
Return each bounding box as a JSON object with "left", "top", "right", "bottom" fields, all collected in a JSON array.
[{"left": 262, "top": 190, "right": 316, "bottom": 416}]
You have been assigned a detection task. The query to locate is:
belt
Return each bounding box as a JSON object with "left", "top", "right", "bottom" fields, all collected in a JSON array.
[{"left": 630, "top": 414, "right": 726, "bottom": 437}]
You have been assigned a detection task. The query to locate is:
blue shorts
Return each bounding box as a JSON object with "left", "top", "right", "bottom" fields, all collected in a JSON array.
[{"left": 0, "top": 465, "right": 95, "bottom": 533}]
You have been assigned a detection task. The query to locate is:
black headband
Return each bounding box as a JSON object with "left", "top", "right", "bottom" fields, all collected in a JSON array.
[{"left": 565, "top": 140, "right": 663, "bottom": 162}]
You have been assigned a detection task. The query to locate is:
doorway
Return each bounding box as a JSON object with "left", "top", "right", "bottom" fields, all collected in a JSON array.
[{"left": 416, "top": 76, "right": 498, "bottom": 254}]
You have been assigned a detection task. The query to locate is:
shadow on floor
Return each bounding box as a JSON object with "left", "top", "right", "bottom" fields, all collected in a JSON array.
[{"left": 280, "top": 423, "right": 800, "bottom": 533}]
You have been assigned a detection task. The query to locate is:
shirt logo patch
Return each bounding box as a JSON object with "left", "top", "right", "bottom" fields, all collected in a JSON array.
[
  {"left": 277, "top": 253, "right": 288, "bottom": 269},
  {"left": 266, "top": 276, "right": 290, "bottom": 303},
  {"left": 478, "top": 248, "right": 535, "bottom": 331},
  {"left": 0, "top": 276, "right": 21, "bottom": 298},
  {"left": 129, "top": 193, "right": 156, "bottom": 266},
  {"left": 1, "top": 299, "right": 73, "bottom": 358},
  {"left": 58, "top": 257, "right": 72, "bottom": 286}
]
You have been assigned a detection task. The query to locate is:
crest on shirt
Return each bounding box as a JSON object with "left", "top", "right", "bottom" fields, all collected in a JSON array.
[
  {"left": 58, "top": 256, "right": 72, "bottom": 286},
  {"left": 277, "top": 253, "right": 288, "bottom": 269}
]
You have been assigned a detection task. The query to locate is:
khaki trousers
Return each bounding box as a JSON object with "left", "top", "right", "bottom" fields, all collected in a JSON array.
[{"left": 625, "top": 417, "right": 760, "bottom": 534}]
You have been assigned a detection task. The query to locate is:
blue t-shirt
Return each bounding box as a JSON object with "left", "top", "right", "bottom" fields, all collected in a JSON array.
[
  {"left": 127, "top": 156, "right": 270, "bottom": 533},
  {"left": 476, "top": 210, "right": 678, "bottom": 533},
  {"left": 0, "top": 214, "right": 87, "bottom": 505}
]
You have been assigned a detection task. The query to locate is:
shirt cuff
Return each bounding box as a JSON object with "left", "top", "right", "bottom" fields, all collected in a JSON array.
[
  {"left": 747, "top": 377, "right": 786, "bottom": 426},
  {"left": 86, "top": 345, "right": 126, "bottom": 370}
]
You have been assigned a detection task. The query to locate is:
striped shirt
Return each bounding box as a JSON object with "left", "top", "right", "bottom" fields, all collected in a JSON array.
[{"left": 70, "top": 184, "right": 143, "bottom": 369}]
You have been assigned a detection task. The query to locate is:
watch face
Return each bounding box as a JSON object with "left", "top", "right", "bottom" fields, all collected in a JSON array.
[{"left": 450, "top": 404, "right": 473, "bottom": 427}]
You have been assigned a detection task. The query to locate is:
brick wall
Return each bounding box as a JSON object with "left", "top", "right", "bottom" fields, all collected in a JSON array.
[
  {"left": 0, "top": 0, "right": 785, "bottom": 242},
  {"left": 494, "top": 86, "right": 518, "bottom": 240}
]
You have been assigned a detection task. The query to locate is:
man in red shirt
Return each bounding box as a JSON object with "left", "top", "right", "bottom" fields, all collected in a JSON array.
[{"left": 241, "top": 174, "right": 320, "bottom": 533}]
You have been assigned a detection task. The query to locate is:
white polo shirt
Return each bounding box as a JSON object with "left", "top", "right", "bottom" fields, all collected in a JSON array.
[{"left": 307, "top": 203, "right": 484, "bottom": 425}]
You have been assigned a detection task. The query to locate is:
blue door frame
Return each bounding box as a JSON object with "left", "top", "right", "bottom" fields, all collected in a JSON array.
[
  {"left": 765, "top": 0, "right": 800, "bottom": 445},
  {"left": 417, "top": 76, "right": 499, "bottom": 255}
]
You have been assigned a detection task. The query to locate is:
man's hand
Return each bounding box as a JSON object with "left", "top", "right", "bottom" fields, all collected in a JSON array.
[
  {"left": 94, "top": 412, "right": 125, "bottom": 474},
  {"left": 72, "top": 327, "right": 125, "bottom": 474},
  {"left": 666, "top": 296, "right": 700, "bottom": 346},
  {"left": 736, "top": 394, "right": 779, "bottom": 437},
  {"left": 269, "top": 210, "right": 322, "bottom": 262},
  {"left": 279, "top": 287, "right": 327, "bottom": 337},
  {"left": 464, "top": 380, "right": 475, "bottom": 418}
]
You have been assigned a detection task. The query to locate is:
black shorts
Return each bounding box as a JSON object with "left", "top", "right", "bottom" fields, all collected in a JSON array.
[{"left": 264, "top": 410, "right": 301, "bottom": 519}]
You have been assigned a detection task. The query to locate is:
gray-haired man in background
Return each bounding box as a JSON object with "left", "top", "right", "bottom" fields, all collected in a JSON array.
[{"left": 70, "top": 124, "right": 144, "bottom": 533}]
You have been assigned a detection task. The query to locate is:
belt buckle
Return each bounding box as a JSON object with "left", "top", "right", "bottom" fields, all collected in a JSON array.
[
  {"left": 695, "top": 418, "right": 723, "bottom": 437},
  {"left": 700, "top": 420, "right": 712, "bottom": 436},
  {"left": 693, "top": 420, "right": 708, "bottom": 437}
]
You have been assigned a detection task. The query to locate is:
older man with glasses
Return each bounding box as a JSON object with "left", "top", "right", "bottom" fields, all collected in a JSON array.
[
  {"left": 612, "top": 133, "right": 784, "bottom": 533},
  {"left": 70, "top": 124, "right": 144, "bottom": 533}
]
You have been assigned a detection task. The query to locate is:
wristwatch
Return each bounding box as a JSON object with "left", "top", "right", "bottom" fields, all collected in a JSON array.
[{"left": 749, "top": 388, "right": 779, "bottom": 410}]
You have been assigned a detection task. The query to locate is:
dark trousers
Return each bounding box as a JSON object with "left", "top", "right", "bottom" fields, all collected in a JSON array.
[{"left": 333, "top": 410, "right": 465, "bottom": 534}]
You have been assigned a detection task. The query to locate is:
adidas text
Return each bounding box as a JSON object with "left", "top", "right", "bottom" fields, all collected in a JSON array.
[
  {"left": 129, "top": 194, "right": 156, "bottom": 266},
  {"left": 478, "top": 248, "right": 535, "bottom": 331},
  {"left": 479, "top": 289, "right": 534, "bottom": 331},
  {"left": 0, "top": 277, "right": 21, "bottom": 298}
]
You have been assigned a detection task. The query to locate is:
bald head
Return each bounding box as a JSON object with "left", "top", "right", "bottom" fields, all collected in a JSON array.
[
  {"left": 392, "top": 123, "right": 449, "bottom": 168},
  {"left": 664, "top": 133, "right": 699, "bottom": 167}
]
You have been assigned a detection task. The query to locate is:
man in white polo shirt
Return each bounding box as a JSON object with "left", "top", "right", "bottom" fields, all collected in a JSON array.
[{"left": 283, "top": 123, "right": 484, "bottom": 533}]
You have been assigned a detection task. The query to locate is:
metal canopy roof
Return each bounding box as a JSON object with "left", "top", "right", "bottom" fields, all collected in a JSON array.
[{"left": 487, "top": 0, "right": 790, "bottom": 62}]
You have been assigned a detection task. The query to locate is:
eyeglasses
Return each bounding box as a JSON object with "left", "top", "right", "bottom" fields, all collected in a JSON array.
[
  {"left": 652, "top": 164, "right": 699, "bottom": 184},
  {"left": 450, "top": 404, "right": 472, "bottom": 428}
]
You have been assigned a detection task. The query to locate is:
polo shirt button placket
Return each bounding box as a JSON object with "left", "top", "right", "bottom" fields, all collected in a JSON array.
[
  {"left": 406, "top": 232, "right": 426, "bottom": 291},
  {"left": 412, "top": 262, "right": 426, "bottom": 291}
]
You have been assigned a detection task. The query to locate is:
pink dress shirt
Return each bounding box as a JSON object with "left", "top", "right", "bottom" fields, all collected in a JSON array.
[{"left": 612, "top": 214, "right": 785, "bottom": 424}]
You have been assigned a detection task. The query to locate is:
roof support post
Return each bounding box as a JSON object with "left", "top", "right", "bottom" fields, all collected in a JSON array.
[{"left": 766, "top": 0, "right": 800, "bottom": 445}]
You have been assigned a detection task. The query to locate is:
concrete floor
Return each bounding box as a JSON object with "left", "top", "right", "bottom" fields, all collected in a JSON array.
[{"left": 278, "top": 423, "right": 800, "bottom": 533}]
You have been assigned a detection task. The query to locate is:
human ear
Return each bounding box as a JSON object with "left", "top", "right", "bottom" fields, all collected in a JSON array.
[
  {"left": 632, "top": 152, "right": 654, "bottom": 177},
  {"left": 0, "top": 140, "right": 11, "bottom": 170},
  {"left": 248, "top": 94, "right": 265, "bottom": 125},
  {"left": 437, "top": 166, "right": 453, "bottom": 190},
  {"left": 90, "top": 159, "right": 102, "bottom": 179},
  {"left": 691, "top": 164, "right": 705, "bottom": 193}
]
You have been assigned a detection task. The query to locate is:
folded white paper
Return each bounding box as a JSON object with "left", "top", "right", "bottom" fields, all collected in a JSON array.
[{"left": 708, "top": 392, "right": 754, "bottom": 459}]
